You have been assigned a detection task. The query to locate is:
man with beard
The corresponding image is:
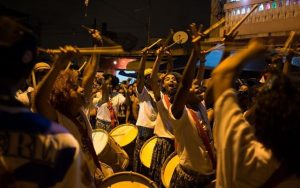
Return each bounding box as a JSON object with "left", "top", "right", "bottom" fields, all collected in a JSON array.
[
  {"left": 148, "top": 47, "right": 181, "bottom": 187},
  {"left": 168, "top": 37, "right": 215, "bottom": 187}
]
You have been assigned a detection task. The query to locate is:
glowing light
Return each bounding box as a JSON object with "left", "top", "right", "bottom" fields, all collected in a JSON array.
[
  {"left": 258, "top": 4, "right": 264, "bottom": 11},
  {"left": 113, "top": 60, "right": 117, "bottom": 65},
  {"left": 266, "top": 3, "right": 271, "bottom": 10},
  {"left": 272, "top": 1, "right": 277, "bottom": 8},
  {"left": 241, "top": 7, "right": 246, "bottom": 14},
  {"left": 247, "top": 7, "right": 251, "bottom": 13}
]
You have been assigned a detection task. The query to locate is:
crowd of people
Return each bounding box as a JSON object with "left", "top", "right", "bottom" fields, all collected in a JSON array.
[{"left": 1, "top": 16, "right": 300, "bottom": 188}]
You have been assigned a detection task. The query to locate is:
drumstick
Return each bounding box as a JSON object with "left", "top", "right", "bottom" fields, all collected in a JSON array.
[{"left": 111, "top": 133, "right": 127, "bottom": 137}]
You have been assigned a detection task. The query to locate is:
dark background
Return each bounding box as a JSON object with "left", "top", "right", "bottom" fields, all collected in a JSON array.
[{"left": 0, "top": 0, "right": 211, "bottom": 50}]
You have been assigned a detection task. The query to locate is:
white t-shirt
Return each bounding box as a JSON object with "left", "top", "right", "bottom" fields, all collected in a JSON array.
[
  {"left": 92, "top": 91, "right": 102, "bottom": 106},
  {"left": 96, "top": 93, "right": 126, "bottom": 122},
  {"left": 214, "top": 89, "right": 279, "bottom": 188},
  {"left": 154, "top": 93, "right": 174, "bottom": 139},
  {"left": 169, "top": 105, "right": 214, "bottom": 174},
  {"left": 135, "top": 87, "right": 157, "bottom": 129}
]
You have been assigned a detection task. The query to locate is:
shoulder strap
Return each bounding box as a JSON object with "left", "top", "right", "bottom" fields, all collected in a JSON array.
[
  {"left": 163, "top": 94, "right": 171, "bottom": 109},
  {"left": 107, "top": 100, "right": 118, "bottom": 128},
  {"left": 189, "top": 109, "right": 216, "bottom": 169},
  {"left": 71, "top": 114, "right": 102, "bottom": 170}
]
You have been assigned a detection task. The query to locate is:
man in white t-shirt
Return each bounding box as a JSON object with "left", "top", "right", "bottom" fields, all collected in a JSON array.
[
  {"left": 148, "top": 47, "right": 181, "bottom": 186},
  {"left": 132, "top": 48, "right": 158, "bottom": 175},
  {"left": 95, "top": 75, "right": 126, "bottom": 132},
  {"left": 167, "top": 40, "right": 215, "bottom": 187}
]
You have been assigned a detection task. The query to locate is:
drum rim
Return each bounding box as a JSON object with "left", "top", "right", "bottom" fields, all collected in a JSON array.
[
  {"left": 100, "top": 171, "right": 158, "bottom": 188},
  {"left": 109, "top": 124, "right": 138, "bottom": 147},
  {"left": 161, "top": 152, "right": 179, "bottom": 188},
  {"left": 93, "top": 128, "right": 109, "bottom": 134},
  {"left": 139, "top": 136, "right": 158, "bottom": 168}
]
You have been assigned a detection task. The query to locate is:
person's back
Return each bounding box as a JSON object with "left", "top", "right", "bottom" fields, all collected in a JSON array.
[
  {"left": 0, "top": 101, "right": 94, "bottom": 187},
  {"left": 0, "top": 16, "right": 94, "bottom": 187}
]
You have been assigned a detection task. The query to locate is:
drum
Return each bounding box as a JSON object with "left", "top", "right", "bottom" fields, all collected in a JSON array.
[
  {"left": 110, "top": 124, "right": 138, "bottom": 154},
  {"left": 100, "top": 171, "right": 158, "bottom": 188},
  {"left": 161, "top": 152, "right": 180, "bottom": 188},
  {"left": 92, "top": 129, "right": 129, "bottom": 172},
  {"left": 139, "top": 136, "right": 158, "bottom": 168}
]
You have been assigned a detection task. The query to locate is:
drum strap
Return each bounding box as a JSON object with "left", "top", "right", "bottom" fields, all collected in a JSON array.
[
  {"left": 107, "top": 100, "right": 118, "bottom": 128},
  {"left": 163, "top": 94, "right": 178, "bottom": 150},
  {"left": 72, "top": 114, "right": 103, "bottom": 171},
  {"left": 189, "top": 109, "right": 216, "bottom": 169}
]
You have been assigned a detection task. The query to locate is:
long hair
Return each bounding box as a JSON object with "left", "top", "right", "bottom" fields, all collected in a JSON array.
[
  {"left": 50, "top": 69, "right": 79, "bottom": 115},
  {"left": 254, "top": 72, "right": 300, "bottom": 175}
]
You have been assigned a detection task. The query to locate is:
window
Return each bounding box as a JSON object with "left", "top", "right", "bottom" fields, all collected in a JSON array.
[
  {"left": 272, "top": 1, "right": 278, "bottom": 8},
  {"left": 241, "top": 7, "right": 246, "bottom": 14},
  {"left": 258, "top": 3, "right": 264, "bottom": 11},
  {"left": 266, "top": 2, "right": 271, "bottom": 10},
  {"left": 279, "top": 0, "right": 283, "bottom": 7},
  {"left": 247, "top": 7, "right": 251, "bottom": 13},
  {"left": 232, "top": 10, "right": 236, "bottom": 15}
]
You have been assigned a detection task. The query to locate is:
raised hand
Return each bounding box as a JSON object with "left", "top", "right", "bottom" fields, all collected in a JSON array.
[{"left": 55, "top": 45, "right": 79, "bottom": 69}]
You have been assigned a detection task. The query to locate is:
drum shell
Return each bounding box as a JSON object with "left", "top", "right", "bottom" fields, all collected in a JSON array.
[
  {"left": 110, "top": 124, "right": 138, "bottom": 168},
  {"left": 92, "top": 129, "right": 129, "bottom": 172}
]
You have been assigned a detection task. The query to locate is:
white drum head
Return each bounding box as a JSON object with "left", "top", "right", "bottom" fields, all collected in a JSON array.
[{"left": 92, "top": 129, "right": 108, "bottom": 155}]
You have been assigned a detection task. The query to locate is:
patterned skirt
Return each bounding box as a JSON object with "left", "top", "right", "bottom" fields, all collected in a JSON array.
[
  {"left": 149, "top": 137, "right": 175, "bottom": 187},
  {"left": 170, "top": 164, "right": 215, "bottom": 188},
  {"left": 95, "top": 119, "right": 113, "bottom": 132},
  {"left": 132, "top": 126, "right": 154, "bottom": 176}
]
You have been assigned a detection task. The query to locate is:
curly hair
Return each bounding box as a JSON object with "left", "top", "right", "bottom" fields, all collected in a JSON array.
[
  {"left": 50, "top": 69, "right": 79, "bottom": 115},
  {"left": 253, "top": 72, "right": 300, "bottom": 175}
]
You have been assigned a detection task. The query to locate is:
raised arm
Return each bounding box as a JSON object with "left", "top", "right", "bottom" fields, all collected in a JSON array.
[
  {"left": 97, "top": 77, "right": 111, "bottom": 106},
  {"left": 32, "top": 46, "right": 78, "bottom": 121},
  {"left": 81, "top": 53, "right": 99, "bottom": 106},
  {"left": 282, "top": 51, "right": 294, "bottom": 75},
  {"left": 136, "top": 49, "right": 148, "bottom": 93},
  {"left": 149, "top": 47, "right": 164, "bottom": 101},
  {"left": 171, "top": 23, "right": 202, "bottom": 118},
  {"left": 81, "top": 30, "right": 101, "bottom": 104},
  {"left": 211, "top": 40, "right": 266, "bottom": 102}
]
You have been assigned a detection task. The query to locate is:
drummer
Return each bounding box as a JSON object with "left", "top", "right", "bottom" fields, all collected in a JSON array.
[
  {"left": 95, "top": 74, "right": 126, "bottom": 132},
  {"left": 168, "top": 45, "right": 215, "bottom": 187},
  {"left": 133, "top": 49, "right": 157, "bottom": 175},
  {"left": 148, "top": 47, "right": 180, "bottom": 187},
  {"left": 33, "top": 30, "right": 105, "bottom": 185}
]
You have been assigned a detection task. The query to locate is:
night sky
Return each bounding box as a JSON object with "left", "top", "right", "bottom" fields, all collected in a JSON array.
[{"left": 0, "top": 0, "right": 211, "bottom": 49}]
